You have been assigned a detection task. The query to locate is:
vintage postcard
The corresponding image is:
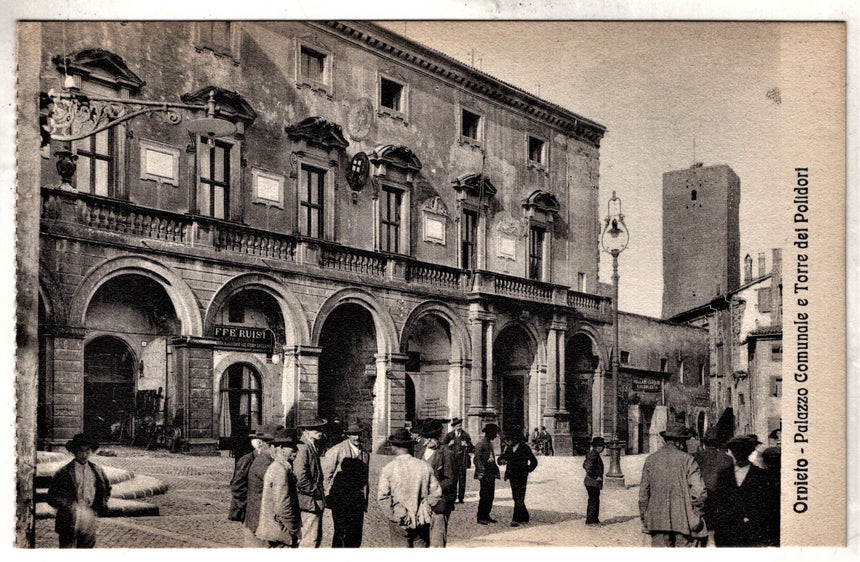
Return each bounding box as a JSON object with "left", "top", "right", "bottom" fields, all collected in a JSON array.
[{"left": 8, "top": 3, "right": 851, "bottom": 553}]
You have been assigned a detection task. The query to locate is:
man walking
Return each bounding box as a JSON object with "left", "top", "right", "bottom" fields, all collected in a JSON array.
[
  {"left": 294, "top": 417, "right": 327, "bottom": 548},
  {"left": 417, "top": 419, "right": 456, "bottom": 546},
  {"left": 443, "top": 417, "right": 474, "bottom": 504},
  {"left": 256, "top": 430, "right": 302, "bottom": 548},
  {"left": 692, "top": 427, "right": 732, "bottom": 545},
  {"left": 583, "top": 436, "right": 605, "bottom": 526},
  {"left": 378, "top": 428, "right": 443, "bottom": 547},
  {"left": 498, "top": 428, "right": 538, "bottom": 527},
  {"left": 47, "top": 433, "right": 112, "bottom": 548},
  {"left": 473, "top": 423, "right": 501, "bottom": 525},
  {"left": 639, "top": 420, "right": 708, "bottom": 547},
  {"left": 229, "top": 426, "right": 276, "bottom": 524},
  {"left": 322, "top": 419, "right": 370, "bottom": 548}
]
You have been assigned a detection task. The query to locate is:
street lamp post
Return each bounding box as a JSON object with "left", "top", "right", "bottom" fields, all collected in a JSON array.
[{"left": 601, "top": 191, "right": 629, "bottom": 488}]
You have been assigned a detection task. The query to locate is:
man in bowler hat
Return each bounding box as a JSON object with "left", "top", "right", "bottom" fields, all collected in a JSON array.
[
  {"left": 47, "top": 433, "right": 112, "bottom": 548},
  {"left": 417, "top": 418, "right": 457, "bottom": 546},
  {"left": 583, "top": 436, "right": 605, "bottom": 526},
  {"left": 498, "top": 428, "right": 538, "bottom": 527},
  {"left": 322, "top": 418, "right": 370, "bottom": 548},
  {"left": 443, "top": 417, "right": 474, "bottom": 504},
  {"left": 473, "top": 423, "right": 501, "bottom": 525},
  {"left": 294, "top": 416, "right": 327, "bottom": 548}
]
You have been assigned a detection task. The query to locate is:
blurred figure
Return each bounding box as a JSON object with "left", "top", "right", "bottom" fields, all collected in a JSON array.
[
  {"left": 416, "top": 419, "right": 456, "bottom": 547},
  {"left": 692, "top": 428, "right": 733, "bottom": 546},
  {"left": 539, "top": 426, "right": 554, "bottom": 456},
  {"left": 229, "top": 426, "right": 276, "bottom": 524},
  {"left": 498, "top": 428, "right": 538, "bottom": 527},
  {"left": 47, "top": 433, "right": 112, "bottom": 548},
  {"left": 762, "top": 446, "right": 781, "bottom": 546},
  {"left": 473, "top": 423, "right": 501, "bottom": 525},
  {"left": 746, "top": 434, "right": 766, "bottom": 468},
  {"left": 256, "top": 430, "right": 301, "bottom": 548},
  {"left": 243, "top": 428, "right": 277, "bottom": 547},
  {"left": 295, "top": 417, "right": 327, "bottom": 548},
  {"left": 583, "top": 436, "right": 605, "bottom": 526},
  {"left": 443, "top": 417, "right": 474, "bottom": 504},
  {"left": 639, "top": 420, "right": 707, "bottom": 547},
  {"left": 378, "top": 428, "right": 443, "bottom": 548},
  {"left": 711, "top": 436, "right": 774, "bottom": 547},
  {"left": 322, "top": 419, "right": 370, "bottom": 548}
]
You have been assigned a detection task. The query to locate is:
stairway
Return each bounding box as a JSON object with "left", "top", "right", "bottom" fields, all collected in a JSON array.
[{"left": 36, "top": 451, "right": 167, "bottom": 518}]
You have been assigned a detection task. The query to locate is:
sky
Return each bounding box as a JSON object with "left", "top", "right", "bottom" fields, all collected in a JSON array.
[{"left": 379, "top": 21, "right": 793, "bottom": 317}]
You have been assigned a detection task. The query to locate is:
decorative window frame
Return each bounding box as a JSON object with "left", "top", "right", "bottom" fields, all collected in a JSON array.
[
  {"left": 295, "top": 35, "right": 334, "bottom": 99},
  {"left": 251, "top": 167, "right": 285, "bottom": 208},
  {"left": 522, "top": 190, "right": 560, "bottom": 281},
  {"left": 421, "top": 196, "right": 449, "bottom": 246},
  {"left": 193, "top": 21, "right": 242, "bottom": 64},
  {"left": 458, "top": 102, "right": 484, "bottom": 150},
  {"left": 139, "top": 139, "right": 181, "bottom": 186},
  {"left": 291, "top": 153, "right": 337, "bottom": 241},
  {"left": 377, "top": 68, "right": 409, "bottom": 125},
  {"left": 526, "top": 133, "right": 549, "bottom": 172},
  {"left": 194, "top": 135, "right": 241, "bottom": 221},
  {"left": 369, "top": 145, "right": 422, "bottom": 255}
]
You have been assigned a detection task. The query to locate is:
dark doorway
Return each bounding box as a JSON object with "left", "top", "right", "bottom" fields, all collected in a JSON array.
[
  {"left": 638, "top": 405, "right": 655, "bottom": 454},
  {"left": 218, "top": 363, "right": 262, "bottom": 448},
  {"left": 494, "top": 325, "right": 532, "bottom": 433},
  {"left": 84, "top": 336, "right": 136, "bottom": 442}
]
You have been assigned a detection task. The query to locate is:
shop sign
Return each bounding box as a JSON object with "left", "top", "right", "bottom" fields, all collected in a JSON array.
[
  {"left": 214, "top": 325, "right": 272, "bottom": 347},
  {"left": 632, "top": 377, "right": 661, "bottom": 392}
]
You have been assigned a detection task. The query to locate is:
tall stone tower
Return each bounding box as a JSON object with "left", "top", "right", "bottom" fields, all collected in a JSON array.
[{"left": 662, "top": 163, "right": 740, "bottom": 318}]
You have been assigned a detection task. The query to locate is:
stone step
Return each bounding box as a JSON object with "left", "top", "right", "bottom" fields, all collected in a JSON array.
[{"left": 36, "top": 498, "right": 159, "bottom": 519}]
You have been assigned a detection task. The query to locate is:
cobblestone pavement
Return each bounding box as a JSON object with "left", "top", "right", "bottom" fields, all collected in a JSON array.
[{"left": 35, "top": 447, "right": 648, "bottom": 548}]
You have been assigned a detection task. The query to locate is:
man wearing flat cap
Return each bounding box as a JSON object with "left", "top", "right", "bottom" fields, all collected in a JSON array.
[
  {"left": 322, "top": 418, "right": 370, "bottom": 548},
  {"left": 47, "top": 433, "right": 112, "bottom": 548},
  {"left": 294, "top": 416, "right": 327, "bottom": 548},
  {"left": 638, "top": 420, "right": 707, "bottom": 547},
  {"left": 256, "top": 429, "right": 302, "bottom": 548},
  {"left": 243, "top": 426, "right": 280, "bottom": 547},
  {"left": 230, "top": 425, "right": 278, "bottom": 524},
  {"left": 378, "top": 428, "right": 443, "bottom": 547},
  {"left": 416, "top": 418, "right": 457, "bottom": 546},
  {"left": 473, "top": 423, "right": 501, "bottom": 525},
  {"left": 443, "top": 417, "right": 474, "bottom": 504},
  {"left": 583, "top": 436, "right": 605, "bottom": 526}
]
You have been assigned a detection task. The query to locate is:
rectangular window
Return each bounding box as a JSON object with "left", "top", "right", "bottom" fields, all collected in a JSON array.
[
  {"left": 528, "top": 226, "right": 545, "bottom": 281},
  {"left": 299, "top": 165, "right": 325, "bottom": 238},
  {"left": 528, "top": 136, "right": 545, "bottom": 164},
  {"left": 74, "top": 129, "right": 114, "bottom": 196},
  {"left": 699, "top": 363, "right": 706, "bottom": 385},
  {"left": 620, "top": 351, "right": 630, "bottom": 365},
  {"left": 660, "top": 358, "right": 668, "bottom": 372},
  {"left": 716, "top": 343, "right": 724, "bottom": 376},
  {"left": 300, "top": 46, "right": 326, "bottom": 82},
  {"left": 198, "top": 139, "right": 231, "bottom": 219},
  {"left": 380, "top": 78, "right": 403, "bottom": 112},
  {"left": 771, "top": 344, "right": 782, "bottom": 361},
  {"left": 772, "top": 377, "right": 782, "bottom": 397},
  {"left": 577, "top": 272, "right": 587, "bottom": 292},
  {"left": 461, "top": 209, "right": 478, "bottom": 269},
  {"left": 461, "top": 109, "right": 481, "bottom": 140},
  {"left": 758, "top": 287, "right": 772, "bottom": 313},
  {"left": 381, "top": 186, "right": 402, "bottom": 253},
  {"left": 738, "top": 393, "right": 745, "bottom": 406}
]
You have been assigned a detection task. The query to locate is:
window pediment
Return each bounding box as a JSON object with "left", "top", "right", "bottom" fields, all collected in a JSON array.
[
  {"left": 285, "top": 117, "right": 349, "bottom": 151},
  {"left": 52, "top": 49, "right": 145, "bottom": 93},
  {"left": 181, "top": 86, "right": 257, "bottom": 125},
  {"left": 369, "top": 144, "right": 422, "bottom": 173},
  {"left": 451, "top": 173, "right": 497, "bottom": 199},
  {"left": 523, "top": 190, "right": 560, "bottom": 214}
]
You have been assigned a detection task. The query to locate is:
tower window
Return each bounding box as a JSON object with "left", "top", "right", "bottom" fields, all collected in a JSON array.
[
  {"left": 691, "top": 189, "right": 697, "bottom": 201},
  {"left": 380, "top": 78, "right": 403, "bottom": 112},
  {"left": 528, "top": 136, "right": 545, "bottom": 164},
  {"left": 461, "top": 109, "right": 481, "bottom": 140}
]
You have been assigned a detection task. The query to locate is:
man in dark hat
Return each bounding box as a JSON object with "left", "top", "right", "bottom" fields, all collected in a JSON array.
[
  {"left": 322, "top": 418, "right": 370, "bottom": 548},
  {"left": 443, "top": 417, "right": 474, "bottom": 504},
  {"left": 243, "top": 426, "right": 280, "bottom": 547},
  {"left": 417, "top": 419, "right": 456, "bottom": 546},
  {"left": 47, "top": 433, "right": 112, "bottom": 548},
  {"left": 229, "top": 425, "right": 277, "bottom": 524},
  {"left": 639, "top": 420, "right": 707, "bottom": 547},
  {"left": 583, "top": 436, "right": 605, "bottom": 526},
  {"left": 498, "top": 428, "right": 538, "bottom": 527},
  {"left": 378, "top": 428, "right": 443, "bottom": 547},
  {"left": 255, "top": 429, "right": 302, "bottom": 548},
  {"left": 473, "top": 423, "right": 501, "bottom": 525},
  {"left": 295, "top": 416, "right": 327, "bottom": 548},
  {"left": 692, "top": 427, "right": 732, "bottom": 545}
]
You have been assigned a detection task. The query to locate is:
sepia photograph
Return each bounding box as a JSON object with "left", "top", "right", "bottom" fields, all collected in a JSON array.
[{"left": 10, "top": 5, "right": 850, "bottom": 551}]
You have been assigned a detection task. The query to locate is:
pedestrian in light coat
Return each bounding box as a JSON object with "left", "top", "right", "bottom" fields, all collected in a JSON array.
[
  {"left": 498, "top": 428, "right": 538, "bottom": 527},
  {"left": 416, "top": 419, "right": 456, "bottom": 546},
  {"left": 322, "top": 419, "right": 370, "bottom": 548},
  {"left": 639, "top": 420, "right": 708, "bottom": 547},
  {"left": 583, "top": 436, "right": 605, "bottom": 526},
  {"left": 378, "top": 428, "right": 443, "bottom": 548},
  {"left": 229, "top": 425, "right": 277, "bottom": 523},
  {"left": 473, "top": 423, "right": 501, "bottom": 525},
  {"left": 47, "top": 433, "right": 112, "bottom": 548},
  {"left": 443, "top": 417, "right": 474, "bottom": 504},
  {"left": 256, "top": 431, "right": 302, "bottom": 548},
  {"left": 294, "top": 417, "right": 327, "bottom": 548},
  {"left": 244, "top": 431, "right": 276, "bottom": 548}
]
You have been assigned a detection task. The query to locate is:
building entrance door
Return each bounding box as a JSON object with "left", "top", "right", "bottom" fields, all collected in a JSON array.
[
  {"left": 218, "top": 363, "right": 262, "bottom": 450},
  {"left": 502, "top": 370, "right": 527, "bottom": 432},
  {"left": 84, "top": 336, "right": 135, "bottom": 442}
]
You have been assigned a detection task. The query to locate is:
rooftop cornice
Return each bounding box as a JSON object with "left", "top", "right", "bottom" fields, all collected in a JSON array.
[{"left": 318, "top": 21, "right": 607, "bottom": 148}]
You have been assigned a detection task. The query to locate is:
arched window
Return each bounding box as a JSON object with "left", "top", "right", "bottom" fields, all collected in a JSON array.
[
  {"left": 218, "top": 363, "right": 262, "bottom": 438},
  {"left": 691, "top": 189, "right": 697, "bottom": 201}
]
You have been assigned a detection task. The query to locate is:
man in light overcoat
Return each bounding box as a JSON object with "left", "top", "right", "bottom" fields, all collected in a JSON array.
[
  {"left": 322, "top": 419, "right": 370, "bottom": 548},
  {"left": 294, "top": 417, "right": 327, "bottom": 548}
]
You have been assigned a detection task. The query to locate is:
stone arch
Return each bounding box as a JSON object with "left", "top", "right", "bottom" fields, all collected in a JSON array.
[
  {"left": 39, "top": 260, "right": 67, "bottom": 326},
  {"left": 212, "top": 353, "right": 273, "bottom": 437},
  {"left": 69, "top": 255, "right": 202, "bottom": 335},
  {"left": 494, "top": 317, "right": 544, "bottom": 363},
  {"left": 399, "top": 300, "right": 471, "bottom": 362},
  {"left": 567, "top": 322, "right": 609, "bottom": 369},
  {"left": 311, "top": 288, "right": 398, "bottom": 354},
  {"left": 203, "top": 273, "right": 310, "bottom": 348}
]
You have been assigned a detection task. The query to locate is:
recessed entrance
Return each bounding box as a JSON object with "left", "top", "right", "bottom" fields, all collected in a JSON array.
[{"left": 84, "top": 336, "right": 136, "bottom": 442}]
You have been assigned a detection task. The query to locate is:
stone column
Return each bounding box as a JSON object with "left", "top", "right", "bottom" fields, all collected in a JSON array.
[
  {"left": 172, "top": 336, "right": 217, "bottom": 453},
  {"left": 48, "top": 326, "right": 86, "bottom": 446},
  {"left": 282, "top": 345, "right": 321, "bottom": 428},
  {"left": 545, "top": 327, "right": 559, "bottom": 414},
  {"left": 466, "top": 310, "right": 485, "bottom": 437},
  {"left": 373, "top": 353, "right": 408, "bottom": 453},
  {"left": 485, "top": 319, "right": 496, "bottom": 411},
  {"left": 592, "top": 368, "right": 605, "bottom": 438}
]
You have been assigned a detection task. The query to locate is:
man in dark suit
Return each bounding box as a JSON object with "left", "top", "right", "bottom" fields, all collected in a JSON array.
[
  {"left": 416, "top": 419, "right": 456, "bottom": 546},
  {"left": 692, "top": 427, "right": 732, "bottom": 545},
  {"left": 443, "top": 417, "right": 474, "bottom": 504},
  {"left": 47, "top": 433, "right": 112, "bottom": 548},
  {"left": 711, "top": 435, "right": 777, "bottom": 547},
  {"left": 322, "top": 419, "right": 370, "bottom": 548},
  {"left": 295, "top": 417, "right": 327, "bottom": 548},
  {"left": 473, "top": 423, "right": 501, "bottom": 525},
  {"left": 498, "top": 428, "right": 538, "bottom": 527},
  {"left": 583, "top": 436, "right": 605, "bottom": 526}
]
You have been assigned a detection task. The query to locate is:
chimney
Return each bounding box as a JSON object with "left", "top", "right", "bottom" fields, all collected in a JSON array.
[
  {"left": 757, "top": 252, "right": 766, "bottom": 277},
  {"left": 744, "top": 254, "right": 753, "bottom": 283}
]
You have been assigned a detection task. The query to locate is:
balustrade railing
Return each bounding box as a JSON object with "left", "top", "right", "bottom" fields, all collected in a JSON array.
[
  {"left": 319, "top": 243, "right": 387, "bottom": 277},
  {"left": 214, "top": 223, "right": 297, "bottom": 262},
  {"left": 493, "top": 273, "right": 554, "bottom": 303},
  {"left": 405, "top": 261, "right": 466, "bottom": 290},
  {"left": 568, "top": 290, "right": 612, "bottom": 319}
]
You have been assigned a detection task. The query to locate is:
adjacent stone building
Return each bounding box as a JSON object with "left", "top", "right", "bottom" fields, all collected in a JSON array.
[{"left": 32, "top": 21, "right": 629, "bottom": 454}]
